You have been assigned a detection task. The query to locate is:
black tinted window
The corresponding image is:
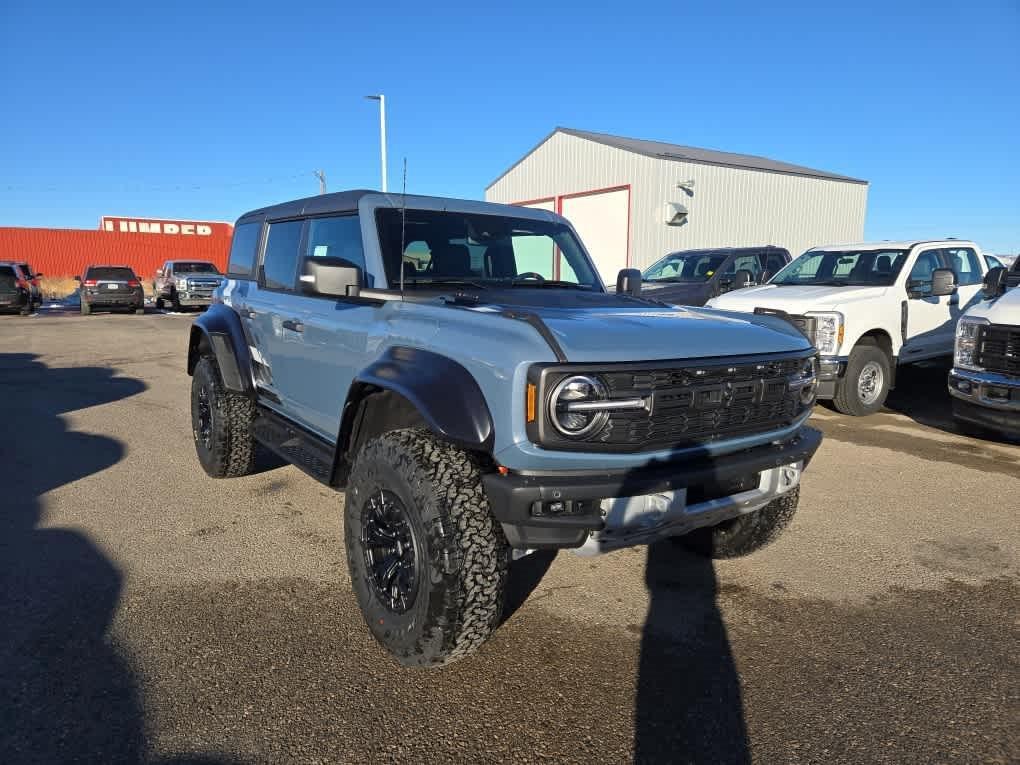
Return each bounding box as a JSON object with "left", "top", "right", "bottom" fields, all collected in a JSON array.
[
  {"left": 0, "top": 265, "right": 16, "bottom": 283},
  {"left": 227, "top": 222, "right": 262, "bottom": 278},
  {"left": 764, "top": 253, "right": 788, "bottom": 276},
  {"left": 261, "top": 220, "right": 303, "bottom": 291},
  {"left": 174, "top": 262, "right": 220, "bottom": 274},
  {"left": 305, "top": 216, "right": 365, "bottom": 272},
  {"left": 86, "top": 267, "right": 136, "bottom": 280}
]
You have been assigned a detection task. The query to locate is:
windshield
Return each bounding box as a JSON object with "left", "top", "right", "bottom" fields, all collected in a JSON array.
[
  {"left": 375, "top": 208, "right": 600, "bottom": 290},
  {"left": 174, "top": 262, "right": 220, "bottom": 274},
  {"left": 86, "top": 267, "right": 137, "bottom": 281},
  {"left": 771, "top": 249, "right": 909, "bottom": 287},
  {"left": 642, "top": 252, "right": 728, "bottom": 282}
]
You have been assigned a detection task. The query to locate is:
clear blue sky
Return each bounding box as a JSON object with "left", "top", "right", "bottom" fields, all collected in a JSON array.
[{"left": 2, "top": 0, "right": 1018, "bottom": 252}]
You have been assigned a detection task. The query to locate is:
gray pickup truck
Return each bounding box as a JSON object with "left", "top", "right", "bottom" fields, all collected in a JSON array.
[
  {"left": 154, "top": 260, "right": 223, "bottom": 310},
  {"left": 187, "top": 190, "right": 822, "bottom": 666}
]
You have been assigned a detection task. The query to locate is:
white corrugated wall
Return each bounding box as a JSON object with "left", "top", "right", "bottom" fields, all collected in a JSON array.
[{"left": 486, "top": 131, "right": 868, "bottom": 270}]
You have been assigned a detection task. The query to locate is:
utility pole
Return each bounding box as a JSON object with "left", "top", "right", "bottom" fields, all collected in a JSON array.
[
  {"left": 364, "top": 94, "right": 387, "bottom": 192},
  {"left": 314, "top": 169, "right": 327, "bottom": 195}
]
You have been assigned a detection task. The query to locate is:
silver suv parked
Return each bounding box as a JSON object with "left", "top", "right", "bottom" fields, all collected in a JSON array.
[{"left": 187, "top": 190, "right": 822, "bottom": 666}]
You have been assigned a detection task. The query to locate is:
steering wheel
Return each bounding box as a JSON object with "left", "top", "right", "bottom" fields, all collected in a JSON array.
[{"left": 513, "top": 272, "right": 546, "bottom": 283}]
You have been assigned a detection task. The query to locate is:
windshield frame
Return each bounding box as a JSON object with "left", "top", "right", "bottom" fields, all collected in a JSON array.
[
  {"left": 642, "top": 251, "right": 731, "bottom": 283},
  {"left": 770, "top": 248, "right": 910, "bottom": 288},
  {"left": 374, "top": 207, "right": 604, "bottom": 292}
]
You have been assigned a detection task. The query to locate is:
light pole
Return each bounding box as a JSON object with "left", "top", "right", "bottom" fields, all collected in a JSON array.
[{"left": 364, "top": 94, "right": 387, "bottom": 192}]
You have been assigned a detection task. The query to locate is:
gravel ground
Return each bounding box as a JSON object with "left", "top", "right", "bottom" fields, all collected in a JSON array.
[{"left": 1, "top": 311, "right": 1017, "bottom": 764}]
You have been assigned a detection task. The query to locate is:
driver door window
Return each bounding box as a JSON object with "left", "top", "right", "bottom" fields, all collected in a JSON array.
[{"left": 907, "top": 250, "right": 943, "bottom": 297}]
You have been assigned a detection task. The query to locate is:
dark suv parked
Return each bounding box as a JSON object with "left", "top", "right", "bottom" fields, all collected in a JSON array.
[
  {"left": 187, "top": 191, "right": 821, "bottom": 666},
  {"left": 0, "top": 262, "right": 33, "bottom": 315},
  {"left": 76, "top": 265, "right": 145, "bottom": 315},
  {"left": 640, "top": 246, "right": 791, "bottom": 306}
]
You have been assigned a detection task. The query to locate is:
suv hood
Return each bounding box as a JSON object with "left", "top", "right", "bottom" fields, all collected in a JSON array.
[
  {"left": 463, "top": 292, "right": 811, "bottom": 362},
  {"left": 708, "top": 284, "right": 888, "bottom": 313}
]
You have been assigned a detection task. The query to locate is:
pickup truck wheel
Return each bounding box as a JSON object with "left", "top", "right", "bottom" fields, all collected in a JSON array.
[
  {"left": 155, "top": 296, "right": 164, "bottom": 310},
  {"left": 833, "top": 345, "right": 890, "bottom": 416},
  {"left": 345, "top": 429, "right": 510, "bottom": 667},
  {"left": 171, "top": 290, "right": 182, "bottom": 312},
  {"left": 677, "top": 487, "right": 800, "bottom": 559},
  {"left": 190, "top": 356, "right": 256, "bottom": 478}
]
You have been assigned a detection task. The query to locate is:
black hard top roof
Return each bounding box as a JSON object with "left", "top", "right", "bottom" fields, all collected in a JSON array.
[{"left": 235, "top": 190, "right": 377, "bottom": 225}]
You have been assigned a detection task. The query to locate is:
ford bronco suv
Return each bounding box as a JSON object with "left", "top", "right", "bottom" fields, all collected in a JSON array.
[
  {"left": 187, "top": 191, "right": 822, "bottom": 666},
  {"left": 708, "top": 240, "right": 989, "bottom": 416},
  {"left": 949, "top": 260, "right": 1020, "bottom": 438},
  {"left": 154, "top": 260, "right": 224, "bottom": 311}
]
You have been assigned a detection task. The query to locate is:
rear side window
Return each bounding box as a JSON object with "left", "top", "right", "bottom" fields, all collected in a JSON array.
[
  {"left": 305, "top": 216, "right": 365, "bottom": 271},
  {"left": 86, "top": 267, "right": 136, "bottom": 280},
  {"left": 261, "top": 220, "right": 304, "bottom": 291},
  {"left": 0, "top": 265, "right": 16, "bottom": 284},
  {"left": 226, "top": 222, "right": 262, "bottom": 278}
]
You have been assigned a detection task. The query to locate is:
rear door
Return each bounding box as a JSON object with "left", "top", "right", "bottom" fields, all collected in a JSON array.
[{"left": 244, "top": 219, "right": 310, "bottom": 420}]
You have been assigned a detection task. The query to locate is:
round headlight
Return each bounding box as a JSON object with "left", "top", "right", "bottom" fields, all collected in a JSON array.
[{"left": 550, "top": 375, "right": 610, "bottom": 438}]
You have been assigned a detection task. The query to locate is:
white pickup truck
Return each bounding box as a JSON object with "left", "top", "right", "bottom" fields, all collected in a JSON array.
[
  {"left": 707, "top": 240, "right": 989, "bottom": 415},
  {"left": 949, "top": 261, "right": 1020, "bottom": 438}
]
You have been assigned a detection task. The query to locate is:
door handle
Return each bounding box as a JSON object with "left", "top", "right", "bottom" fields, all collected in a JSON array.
[
  {"left": 243, "top": 308, "right": 257, "bottom": 319},
  {"left": 282, "top": 318, "right": 305, "bottom": 333}
]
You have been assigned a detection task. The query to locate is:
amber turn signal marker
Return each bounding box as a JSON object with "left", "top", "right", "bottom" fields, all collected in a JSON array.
[
  {"left": 526, "top": 383, "right": 536, "bottom": 423},
  {"left": 497, "top": 465, "right": 509, "bottom": 476}
]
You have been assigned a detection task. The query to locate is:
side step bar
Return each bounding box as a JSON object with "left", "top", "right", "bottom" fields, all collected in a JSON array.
[{"left": 252, "top": 406, "right": 336, "bottom": 485}]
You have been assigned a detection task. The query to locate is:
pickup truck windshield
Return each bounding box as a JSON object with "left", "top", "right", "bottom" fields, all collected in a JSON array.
[
  {"left": 376, "top": 208, "right": 600, "bottom": 290},
  {"left": 643, "top": 251, "right": 728, "bottom": 282},
  {"left": 174, "top": 262, "right": 220, "bottom": 274},
  {"left": 771, "top": 249, "right": 909, "bottom": 287}
]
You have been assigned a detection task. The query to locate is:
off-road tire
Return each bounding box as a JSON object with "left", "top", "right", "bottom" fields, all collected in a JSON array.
[
  {"left": 80, "top": 300, "right": 91, "bottom": 316},
  {"left": 833, "top": 344, "right": 891, "bottom": 416},
  {"left": 155, "top": 296, "right": 165, "bottom": 310},
  {"left": 345, "top": 429, "right": 510, "bottom": 667},
  {"left": 678, "top": 487, "right": 800, "bottom": 559},
  {"left": 190, "top": 355, "right": 257, "bottom": 478}
]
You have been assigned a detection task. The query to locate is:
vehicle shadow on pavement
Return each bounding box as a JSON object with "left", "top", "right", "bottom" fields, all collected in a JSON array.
[
  {"left": 634, "top": 542, "right": 750, "bottom": 764},
  {"left": 883, "top": 360, "right": 1019, "bottom": 444},
  {"left": 0, "top": 354, "right": 243, "bottom": 764}
]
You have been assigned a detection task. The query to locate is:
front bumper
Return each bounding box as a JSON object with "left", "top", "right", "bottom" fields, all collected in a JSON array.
[
  {"left": 949, "top": 368, "right": 1020, "bottom": 435},
  {"left": 176, "top": 291, "right": 215, "bottom": 306},
  {"left": 482, "top": 426, "right": 822, "bottom": 550},
  {"left": 815, "top": 356, "right": 847, "bottom": 399}
]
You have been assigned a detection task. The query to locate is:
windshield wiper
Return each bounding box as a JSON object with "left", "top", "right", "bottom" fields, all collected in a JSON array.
[
  {"left": 509, "top": 279, "right": 589, "bottom": 289},
  {"left": 405, "top": 278, "right": 489, "bottom": 290}
]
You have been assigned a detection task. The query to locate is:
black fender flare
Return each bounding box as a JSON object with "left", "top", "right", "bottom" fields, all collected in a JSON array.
[
  {"left": 338, "top": 346, "right": 495, "bottom": 462},
  {"left": 186, "top": 303, "right": 256, "bottom": 396}
]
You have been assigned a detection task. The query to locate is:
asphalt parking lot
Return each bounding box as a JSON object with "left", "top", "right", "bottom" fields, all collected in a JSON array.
[{"left": 1, "top": 310, "right": 1017, "bottom": 765}]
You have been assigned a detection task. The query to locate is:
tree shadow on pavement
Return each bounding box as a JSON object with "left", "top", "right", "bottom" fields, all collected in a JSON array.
[{"left": 0, "top": 353, "right": 243, "bottom": 764}]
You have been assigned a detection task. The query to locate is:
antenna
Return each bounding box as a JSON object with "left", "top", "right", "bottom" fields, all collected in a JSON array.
[{"left": 399, "top": 157, "right": 407, "bottom": 295}]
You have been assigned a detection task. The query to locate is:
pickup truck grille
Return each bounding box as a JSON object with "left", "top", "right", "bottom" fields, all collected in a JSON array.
[
  {"left": 529, "top": 353, "right": 813, "bottom": 453},
  {"left": 977, "top": 324, "right": 1020, "bottom": 377}
]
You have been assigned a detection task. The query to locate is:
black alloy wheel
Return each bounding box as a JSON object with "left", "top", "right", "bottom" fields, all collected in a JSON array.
[{"left": 360, "top": 489, "right": 420, "bottom": 613}]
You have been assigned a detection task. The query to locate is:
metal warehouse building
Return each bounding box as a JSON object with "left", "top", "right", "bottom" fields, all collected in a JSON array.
[{"left": 486, "top": 127, "right": 868, "bottom": 283}]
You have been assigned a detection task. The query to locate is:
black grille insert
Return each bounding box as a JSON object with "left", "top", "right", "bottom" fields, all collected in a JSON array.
[
  {"left": 977, "top": 324, "right": 1020, "bottom": 377},
  {"left": 528, "top": 352, "right": 813, "bottom": 453}
]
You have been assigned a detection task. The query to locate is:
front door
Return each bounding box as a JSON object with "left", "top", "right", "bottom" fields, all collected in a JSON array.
[{"left": 901, "top": 248, "right": 954, "bottom": 360}]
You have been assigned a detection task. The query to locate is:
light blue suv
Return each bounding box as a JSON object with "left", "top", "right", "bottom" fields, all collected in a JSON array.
[{"left": 187, "top": 190, "right": 822, "bottom": 666}]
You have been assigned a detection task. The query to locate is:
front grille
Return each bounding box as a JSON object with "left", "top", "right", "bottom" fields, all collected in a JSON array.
[
  {"left": 977, "top": 324, "right": 1020, "bottom": 376},
  {"left": 530, "top": 353, "right": 812, "bottom": 453}
]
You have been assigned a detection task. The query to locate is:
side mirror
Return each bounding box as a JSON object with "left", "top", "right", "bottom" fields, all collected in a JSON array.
[
  {"left": 34, "top": 272, "right": 43, "bottom": 278},
  {"left": 616, "top": 267, "right": 642, "bottom": 297},
  {"left": 982, "top": 266, "right": 1007, "bottom": 300},
  {"left": 74, "top": 275, "right": 81, "bottom": 282},
  {"left": 930, "top": 267, "right": 957, "bottom": 297},
  {"left": 732, "top": 269, "right": 754, "bottom": 289},
  {"left": 299, "top": 256, "right": 363, "bottom": 297}
]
